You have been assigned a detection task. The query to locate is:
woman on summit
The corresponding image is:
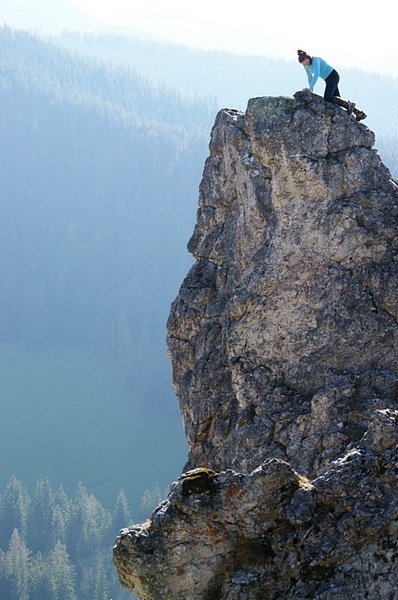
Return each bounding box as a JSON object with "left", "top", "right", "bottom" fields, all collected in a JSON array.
[{"left": 297, "top": 49, "right": 366, "bottom": 120}]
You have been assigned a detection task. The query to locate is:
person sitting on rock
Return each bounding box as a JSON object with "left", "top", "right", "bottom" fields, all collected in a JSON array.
[{"left": 297, "top": 49, "right": 366, "bottom": 121}]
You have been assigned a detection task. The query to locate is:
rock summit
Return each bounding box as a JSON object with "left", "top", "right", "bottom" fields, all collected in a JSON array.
[{"left": 114, "top": 90, "right": 398, "bottom": 599}]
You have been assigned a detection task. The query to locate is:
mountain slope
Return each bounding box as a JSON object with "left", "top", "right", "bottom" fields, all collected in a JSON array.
[{"left": 0, "top": 25, "right": 214, "bottom": 506}]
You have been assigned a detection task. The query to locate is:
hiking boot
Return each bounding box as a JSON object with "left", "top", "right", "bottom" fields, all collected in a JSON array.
[
  {"left": 346, "top": 101, "right": 356, "bottom": 115},
  {"left": 355, "top": 110, "right": 367, "bottom": 121}
]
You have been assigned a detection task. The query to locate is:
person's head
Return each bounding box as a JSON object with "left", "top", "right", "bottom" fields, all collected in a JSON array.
[{"left": 298, "top": 49, "right": 311, "bottom": 65}]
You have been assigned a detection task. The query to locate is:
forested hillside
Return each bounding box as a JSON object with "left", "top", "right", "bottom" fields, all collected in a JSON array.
[
  {"left": 0, "top": 26, "right": 213, "bottom": 357},
  {"left": 0, "top": 25, "right": 216, "bottom": 509}
]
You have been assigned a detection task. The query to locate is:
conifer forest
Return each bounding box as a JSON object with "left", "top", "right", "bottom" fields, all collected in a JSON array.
[{"left": 0, "top": 475, "right": 145, "bottom": 599}]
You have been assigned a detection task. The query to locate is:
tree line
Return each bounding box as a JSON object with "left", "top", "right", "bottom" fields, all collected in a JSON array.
[{"left": 0, "top": 475, "right": 164, "bottom": 600}]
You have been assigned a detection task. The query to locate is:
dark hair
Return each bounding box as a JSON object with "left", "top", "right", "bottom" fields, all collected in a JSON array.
[{"left": 297, "top": 49, "right": 311, "bottom": 64}]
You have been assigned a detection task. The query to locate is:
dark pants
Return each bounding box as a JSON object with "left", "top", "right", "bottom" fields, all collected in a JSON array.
[{"left": 324, "top": 69, "right": 340, "bottom": 101}]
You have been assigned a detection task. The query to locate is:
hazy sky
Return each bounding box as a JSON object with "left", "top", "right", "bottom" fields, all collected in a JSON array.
[{"left": 67, "top": 0, "right": 398, "bottom": 77}]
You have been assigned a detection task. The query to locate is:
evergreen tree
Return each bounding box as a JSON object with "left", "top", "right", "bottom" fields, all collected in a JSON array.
[
  {"left": 29, "top": 552, "right": 47, "bottom": 600},
  {"left": 111, "top": 489, "right": 132, "bottom": 533},
  {"left": 0, "top": 477, "right": 31, "bottom": 548},
  {"left": 51, "top": 486, "right": 72, "bottom": 546},
  {"left": 79, "top": 554, "right": 111, "bottom": 600},
  {"left": 29, "top": 477, "right": 54, "bottom": 554},
  {"left": 4, "top": 529, "right": 30, "bottom": 600},
  {"left": 68, "top": 483, "right": 111, "bottom": 563},
  {"left": 140, "top": 482, "right": 163, "bottom": 519},
  {"left": 47, "top": 541, "right": 77, "bottom": 600},
  {"left": 0, "top": 548, "right": 12, "bottom": 598},
  {"left": 92, "top": 557, "right": 110, "bottom": 600}
]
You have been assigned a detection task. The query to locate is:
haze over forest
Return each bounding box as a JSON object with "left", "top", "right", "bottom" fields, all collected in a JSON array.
[{"left": 0, "top": 5, "right": 397, "bottom": 598}]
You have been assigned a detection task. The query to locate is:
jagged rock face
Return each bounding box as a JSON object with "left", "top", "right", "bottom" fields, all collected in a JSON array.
[
  {"left": 167, "top": 91, "right": 398, "bottom": 477},
  {"left": 115, "top": 422, "right": 398, "bottom": 599},
  {"left": 113, "top": 91, "right": 398, "bottom": 599}
]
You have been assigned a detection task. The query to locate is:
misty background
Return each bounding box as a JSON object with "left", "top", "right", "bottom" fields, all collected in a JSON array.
[
  {"left": 1, "top": 16, "right": 398, "bottom": 511},
  {"left": 0, "top": 6, "right": 397, "bottom": 598}
]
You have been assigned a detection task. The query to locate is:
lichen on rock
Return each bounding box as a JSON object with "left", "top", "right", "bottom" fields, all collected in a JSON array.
[{"left": 113, "top": 91, "right": 398, "bottom": 599}]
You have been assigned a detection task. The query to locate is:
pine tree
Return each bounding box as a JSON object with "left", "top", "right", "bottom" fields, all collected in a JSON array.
[
  {"left": 4, "top": 529, "right": 31, "bottom": 600},
  {"left": 0, "top": 548, "right": 12, "bottom": 598},
  {"left": 0, "top": 477, "right": 31, "bottom": 548},
  {"left": 92, "top": 557, "right": 110, "bottom": 600},
  {"left": 68, "top": 483, "right": 111, "bottom": 562},
  {"left": 140, "top": 482, "right": 163, "bottom": 519},
  {"left": 29, "top": 552, "right": 47, "bottom": 600},
  {"left": 29, "top": 477, "right": 54, "bottom": 553},
  {"left": 79, "top": 555, "right": 111, "bottom": 600},
  {"left": 47, "top": 541, "right": 77, "bottom": 600},
  {"left": 51, "top": 486, "right": 72, "bottom": 546},
  {"left": 111, "top": 489, "right": 132, "bottom": 533}
]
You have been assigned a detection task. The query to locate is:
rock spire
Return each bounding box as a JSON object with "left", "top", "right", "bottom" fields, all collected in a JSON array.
[{"left": 113, "top": 90, "right": 398, "bottom": 599}]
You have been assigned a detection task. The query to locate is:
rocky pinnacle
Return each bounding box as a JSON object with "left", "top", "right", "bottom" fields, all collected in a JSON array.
[{"left": 113, "top": 91, "right": 398, "bottom": 599}]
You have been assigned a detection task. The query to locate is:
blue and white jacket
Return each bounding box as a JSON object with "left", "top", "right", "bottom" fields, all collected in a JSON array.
[{"left": 304, "top": 57, "right": 334, "bottom": 90}]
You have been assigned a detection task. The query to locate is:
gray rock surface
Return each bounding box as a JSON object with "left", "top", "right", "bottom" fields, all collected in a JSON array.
[{"left": 113, "top": 90, "right": 398, "bottom": 599}]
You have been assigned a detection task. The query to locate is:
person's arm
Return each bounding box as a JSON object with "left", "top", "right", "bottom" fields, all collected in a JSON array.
[{"left": 308, "top": 57, "right": 320, "bottom": 90}]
